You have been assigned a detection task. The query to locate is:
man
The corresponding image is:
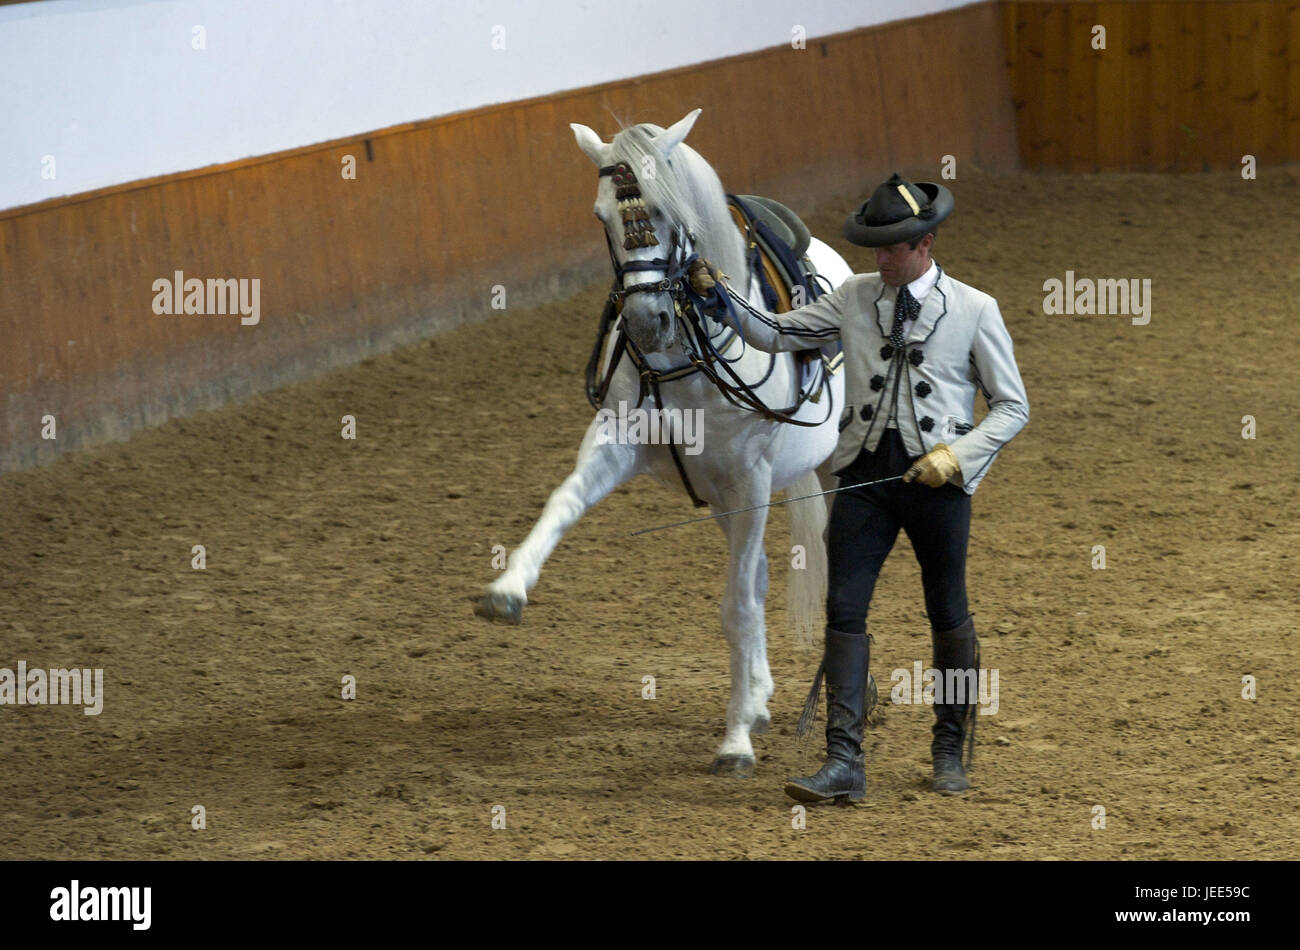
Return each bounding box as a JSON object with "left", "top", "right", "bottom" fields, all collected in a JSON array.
[{"left": 689, "top": 172, "right": 1028, "bottom": 801}]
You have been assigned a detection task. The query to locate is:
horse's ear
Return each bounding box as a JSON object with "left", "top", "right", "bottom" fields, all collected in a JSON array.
[
  {"left": 570, "top": 123, "right": 608, "bottom": 167},
  {"left": 654, "top": 108, "right": 702, "bottom": 158}
]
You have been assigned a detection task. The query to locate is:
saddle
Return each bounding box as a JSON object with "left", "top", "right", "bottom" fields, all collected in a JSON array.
[
  {"left": 725, "top": 194, "right": 841, "bottom": 397},
  {"left": 734, "top": 195, "right": 811, "bottom": 260}
]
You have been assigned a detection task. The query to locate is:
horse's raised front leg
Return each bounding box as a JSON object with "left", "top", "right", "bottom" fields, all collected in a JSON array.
[
  {"left": 709, "top": 476, "right": 773, "bottom": 778},
  {"left": 474, "top": 416, "right": 640, "bottom": 624}
]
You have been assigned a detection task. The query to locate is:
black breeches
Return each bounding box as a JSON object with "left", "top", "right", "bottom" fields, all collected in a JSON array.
[{"left": 826, "top": 428, "right": 971, "bottom": 636}]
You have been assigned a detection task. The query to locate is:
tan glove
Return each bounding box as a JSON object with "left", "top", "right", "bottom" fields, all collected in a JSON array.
[
  {"left": 903, "top": 443, "right": 961, "bottom": 487},
  {"left": 688, "top": 258, "right": 724, "bottom": 294}
]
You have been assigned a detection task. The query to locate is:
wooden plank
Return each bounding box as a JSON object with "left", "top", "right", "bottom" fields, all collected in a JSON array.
[
  {"left": 1289, "top": 4, "right": 1300, "bottom": 163},
  {"left": 1199, "top": 1, "right": 1234, "bottom": 168},
  {"left": 1143, "top": 2, "right": 1177, "bottom": 170},
  {"left": 1163, "top": 0, "right": 1202, "bottom": 171},
  {"left": 1228, "top": 0, "right": 1265, "bottom": 168},
  {"left": 1125, "top": 1, "right": 1154, "bottom": 168},
  {"left": 1005, "top": 1, "right": 1041, "bottom": 169},
  {"left": 1091, "top": 3, "right": 1129, "bottom": 170},
  {"left": 962, "top": 1, "right": 1022, "bottom": 172},
  {"left": 872, "top": 21, "right": 927, "bottom": 177},
  {"left": 1019, "top": 3, "right": 1067, "bottom": 168},
  {"left": 1256, "top": 1, "right": 1289, "bottom": 163},
  {"left": 1066, "top": 2, "right": 1101, "bottom": 172}
]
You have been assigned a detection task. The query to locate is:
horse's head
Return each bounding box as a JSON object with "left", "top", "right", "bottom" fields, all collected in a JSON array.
[{"left": 571, "top": 108, "right": 720, "bottom": 355}]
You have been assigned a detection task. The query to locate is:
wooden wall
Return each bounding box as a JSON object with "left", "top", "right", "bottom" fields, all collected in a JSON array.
[
  {"left": 1002, "top": 0, "right": 1300, "bottom": 171},
  {"left": 0, "top": 1, "right": 1017, "bottom": 472},
  {"left": 3, "top": 2, "right": 1295, "bottom": 471}
]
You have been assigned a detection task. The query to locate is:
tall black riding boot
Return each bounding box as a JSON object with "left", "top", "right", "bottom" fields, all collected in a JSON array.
[
  {"left": 785, "top": 627, "right": 871, "bottom": 805},
  {"left": 931, "top": 615, "right": 979, "bottom": 795}
]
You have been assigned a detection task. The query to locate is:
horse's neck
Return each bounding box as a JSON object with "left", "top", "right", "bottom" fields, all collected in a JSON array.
[{"left": 713, "top": 203, "right": 762, "bottom": 310}]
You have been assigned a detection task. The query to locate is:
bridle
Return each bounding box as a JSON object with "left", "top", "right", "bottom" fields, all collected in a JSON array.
[
  {"left": 588, "top": 161, "right": 721, "bottom": 406},
  {"left": 599, "top": 161, "right": 697, "bottom": 347},
  {"left": 584, "top": 159, "right": 837, "bottom": 506}
]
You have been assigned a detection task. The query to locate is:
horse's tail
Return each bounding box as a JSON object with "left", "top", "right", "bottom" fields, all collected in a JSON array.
[{"left": 786, "top": 468, "right": 828, "bottom": 650}]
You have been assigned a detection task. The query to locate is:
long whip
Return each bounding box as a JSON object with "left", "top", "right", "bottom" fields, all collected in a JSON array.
[{"left": 629, "top": 474, "right": 905, "bottom": 536}]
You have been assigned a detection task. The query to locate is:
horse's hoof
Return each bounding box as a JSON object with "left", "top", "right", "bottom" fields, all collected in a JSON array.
[
  {"left": 751, "top": 714, "right": 771, "bottom": 735},
  {"left": 710, "top": 755, "right": 755, "bottom": 778},
  {"left": 472, "top": 592, "right": 522, "bottom": 625}
]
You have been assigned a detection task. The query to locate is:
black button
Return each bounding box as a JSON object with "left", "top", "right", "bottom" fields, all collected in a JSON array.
[
  {"left": 870, "top": 374, "right": 885, "bottom": 392},
  {"left": 880, "top": 345, "right": 894, "bottom": 360},
  {"left": 909, "top": 350, "right": 925, "bottom": 366},
  {"left": 919, "top": 415, "right": 934, "bottom": 432},
  {"left": 860, "top": 405, "right": 873, "bottom": 421},
  {"left": 915, "top": 381, "right": 932, "bottom": 398}
]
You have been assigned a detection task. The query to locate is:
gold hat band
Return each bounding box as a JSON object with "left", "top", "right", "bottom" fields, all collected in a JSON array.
[{"left": 896, "top": 184, "right": 921, "bottom": 216}]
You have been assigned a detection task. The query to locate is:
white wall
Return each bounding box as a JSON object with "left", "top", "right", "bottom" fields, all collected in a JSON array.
[{"left": 0, "top": 0, "right": 975, "bottom": 211}]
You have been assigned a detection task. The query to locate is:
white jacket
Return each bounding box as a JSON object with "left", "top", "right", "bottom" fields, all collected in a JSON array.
[{"left": 719, "top": 264, "right": 1028, "bottom": 492}]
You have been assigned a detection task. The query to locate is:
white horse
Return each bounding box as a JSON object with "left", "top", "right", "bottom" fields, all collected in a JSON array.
[{"left": 474, "top": 108, "right": 852, "bottom": 776}]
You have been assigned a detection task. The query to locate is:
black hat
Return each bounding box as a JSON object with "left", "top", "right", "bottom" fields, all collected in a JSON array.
[{"left": 843, "top": 172, "right": 953, "bottom": 247}]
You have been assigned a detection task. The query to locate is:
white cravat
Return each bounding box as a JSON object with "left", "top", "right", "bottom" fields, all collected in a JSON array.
[{"left": 886, "top": 261, "right": 938, "bottom": 429}]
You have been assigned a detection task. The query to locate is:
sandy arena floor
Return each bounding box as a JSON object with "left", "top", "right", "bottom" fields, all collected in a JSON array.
[{"left": 1, "top": 168, "right": 1297, "bottom": 859}]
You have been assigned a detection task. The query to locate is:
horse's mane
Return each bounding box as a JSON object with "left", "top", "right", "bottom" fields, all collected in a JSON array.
[{"left": 606, "top": 123, "right": 748, "bottom": 292}]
